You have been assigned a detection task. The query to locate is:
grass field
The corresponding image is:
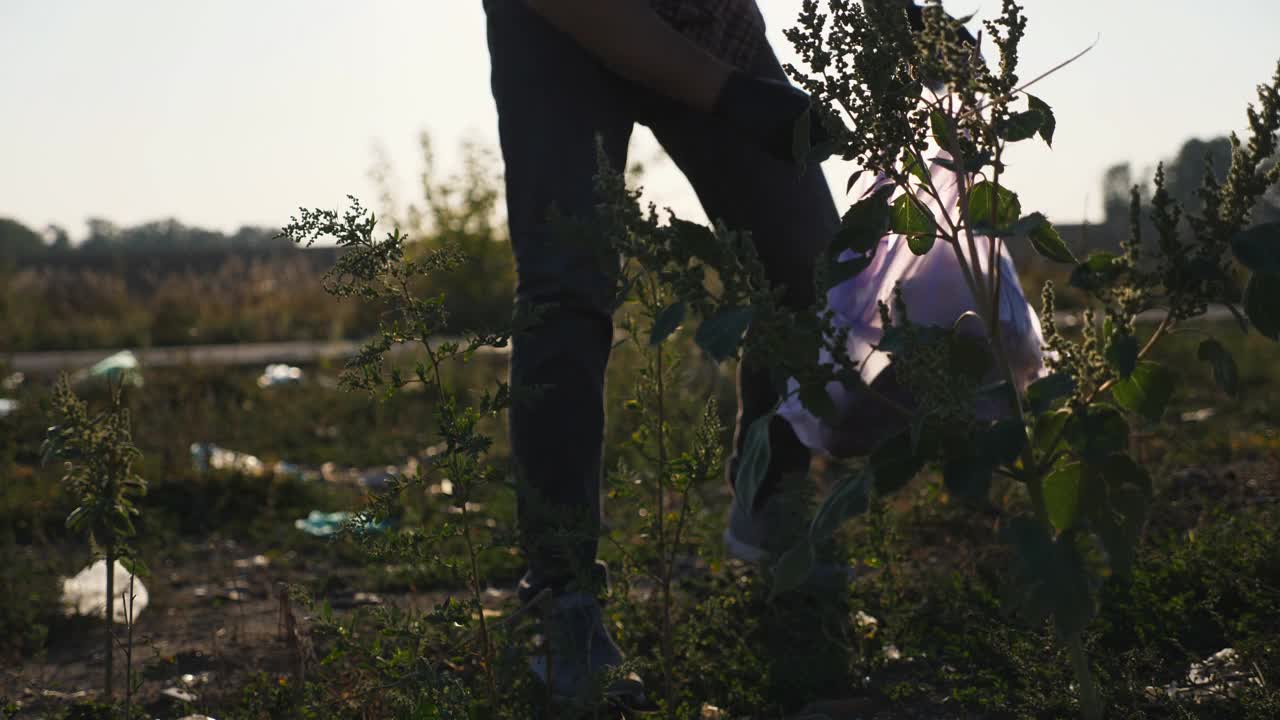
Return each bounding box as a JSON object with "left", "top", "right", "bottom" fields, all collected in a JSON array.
[{"left": 2, "top": 317, "right": 1278, "bottom": 719}]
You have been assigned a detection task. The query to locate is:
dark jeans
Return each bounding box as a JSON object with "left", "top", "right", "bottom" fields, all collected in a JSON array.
[{"left": 482, "top": 0, "right": 839, "bottom": 603}]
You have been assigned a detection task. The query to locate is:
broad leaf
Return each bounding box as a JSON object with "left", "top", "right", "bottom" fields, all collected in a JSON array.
[
  {"left": 870, "top": 432, "right": 925, "bottom": 495},
  {"left": 1105, "top": 332, "right": 1138, "bottom": 379},
  {"left": 904, "top": 153, "right": 930, "bottom": 183},
  {"left": 1001, "top": 109, "right": 1045, "bottom": 142},
  {"left": 649, "top": 302, "right": 687, "bottom": 346},
  {"left": 1027, "top": 95, "right": 1056, "bottom": 147},
  {"left": 1230, "top": 222, "right": 1280, "bottom": 274},
  {"left": 1087, "top": 454, "right": 1152, "bottom": 577},
  {"left": 929, "top": 110, "right": 952, "bottom": 146},
  {"left": 981, "top": 418, "right": 1028, "bottom": 467},
  {"left": 1070, "top": 252, "right": 1124, "bottom": 292},
  {"left": 845, "top": 169, "right": 867, "bottom": 194},
  {"left": 734, "top": 414, "right": 773, "bottom": 516},
  {"left": 826, "top": 251, "right": 874, "bottom": 286},
  {"left": 907, "top": 233, "right": 936, "bottom": 255},
  {"left": 1065, "top": 406, "right": 1129, "bottom": 465},
  {"left": 1197, "top": 338, "right": 1240, "bottom": 396},
  {"left": 670, "top": 218, "right": 717, "bottom": 248},
  {"left": 837, "top": 186, "right": 894, "bottom": 254},
  {"left": 810, "top": 470, "right": 871, "bottom": 541},
  {"left": 695, "top": 306, "right": 755, "bottom": 362},
  {"left": 770, "top": 540, "right": 816, "bottom": 600},
  {"left": 890, "top": 194, "right": 938, "bottom": 249},
  {"left": 1027, "top": 215, "right": 1077, "bottom": 264},
  {"left": 1044, "top": 462, "right": 1084, "bottom": 532},
  {"left": 1244, "top": 271, "right": 1280, "bottom": 341},
  {"left": 1111, "top": 361, "right": 1174, "bottom": 422},
  {"left": 968, "top": 182, "right": 1021, "bottom": 230},
  {"left": 1032, "top": 409, "right": 1071, "bottom": 459},
  {"left": 1027, "top": 373, "right": 1075, "bottom": 414},
  {"left": 1001, "top": 517, "right": 1096, "bottom": 638}
]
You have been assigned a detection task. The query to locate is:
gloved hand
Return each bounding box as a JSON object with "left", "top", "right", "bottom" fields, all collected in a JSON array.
[{"left": 711, "top": 70, "right": 834, "bottom": 167}]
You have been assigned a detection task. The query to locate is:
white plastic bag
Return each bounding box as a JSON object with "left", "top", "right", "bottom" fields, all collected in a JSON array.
[
  {"left": 779, "top": 141, "right": 1048, "bottom": 455},
  {"left": 61, "top": 559, "right": 149, "bottom": 624}
]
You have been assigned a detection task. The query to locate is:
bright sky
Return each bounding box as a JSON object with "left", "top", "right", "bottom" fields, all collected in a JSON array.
[{"left": 3, "top": 1, "right": 1278, "bottom": 240}]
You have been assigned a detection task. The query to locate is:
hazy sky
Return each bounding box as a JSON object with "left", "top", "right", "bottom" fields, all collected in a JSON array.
[{"left": 3, "top": 1, "right": 1279, "bottom": 240}]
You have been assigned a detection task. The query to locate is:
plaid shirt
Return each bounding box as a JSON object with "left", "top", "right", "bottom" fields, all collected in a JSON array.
[{"left": 650, "top": 0, "right": 767, "bottom": 70}]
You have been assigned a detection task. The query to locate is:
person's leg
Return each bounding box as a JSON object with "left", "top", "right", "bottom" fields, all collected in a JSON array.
[
  {"left": 484, "top": 0, "right": 632, "bottom": 604},
  {"left": 485, "top": 0, "right": 653, "bottom": 706},
  {"left": 638, "top": 45, "right": 840, "bottom": 513}
]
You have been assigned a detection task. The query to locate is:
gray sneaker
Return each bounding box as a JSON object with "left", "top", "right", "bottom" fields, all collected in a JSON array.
[
  {"left": 528, "top": 592, "right": 648, "bottom": 708},
  {"left": 723, "top": 492, "right": 856, "bottom": 590}
]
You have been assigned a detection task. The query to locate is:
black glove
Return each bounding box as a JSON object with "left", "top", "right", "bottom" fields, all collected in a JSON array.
[{"left": 711, "top": 70, "right": 833, "bottom": 166}]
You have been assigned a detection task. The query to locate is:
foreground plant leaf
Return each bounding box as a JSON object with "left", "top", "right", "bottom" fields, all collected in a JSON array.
[
  {"left": 649, "top": 302, "right": 687, "bottom": 346},
  {"left": 1230, "top": 222, "right": 1280, "bottom": 274},
  {"left": 968, "top": 181, "right": 1021, "bottom": 230},
  {"left": 734, "top": 414, "right": 772, "bottom": 517},
  {"left": 1244, "top": 271, "right": 1280, "bottom": 341},
  {"left": 1197, "top": 338, "right": 1240, "bottom": 396},
  {"left": 769, "top": 539, "right": 815, "bottom": 601},
  {"left": 695, "top": 305, "right": 755, "bottom": 362},
  {"left": 1111, "top": 361, "right": 1175, "bottom": 422}
]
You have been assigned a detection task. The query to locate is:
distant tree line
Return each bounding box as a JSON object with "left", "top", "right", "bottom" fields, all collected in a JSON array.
[
  {"left": 0, "top": 217, "right": 292, "bottom": 263},
  {"left": 1100, "top": 136, "right": 1280, "bottom": 235}
]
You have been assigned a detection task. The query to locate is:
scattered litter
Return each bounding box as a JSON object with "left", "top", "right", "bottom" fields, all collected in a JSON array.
[
  {"left": 294, "top": 510, "right": 389, "bottom": 537},
  {"left": 61, "top": 559, "right": 149, "bottom": 623},
  {"left": 853, "top": 610, "right": 879, "bottom": 636},
  {"left": 1145, "top": 647, "right": 1263, "bottom": 703},
  {"left": 40, "top": 689, "right": 89, "bottom": 701},
  {"left": 700, "top": 704, "right": 728, "bottom": 720},
  {"left": 193, "top": 581, "right": 255, "bottom": 602},
  {"left": 180, "top": 672, "right": 213, "bottom": 687},
  {"left": 191, "top": 443, "right": 266, "bottom": 477},
  {"left": 329, "top": 591, "right": 384, "bottom": 609},
  {"left": 257, "top": 363, "right": 303, "bottom": 388},
  {"left": 272, "top": 460, "right": 308, "bottom": 480},
  {"left": 0, "top": 398, "right": 17, "bottom": 418},
  {"left": 356, "top": 465, "right": 400, "bottom": 491},
  {"left": 1180, "top": 408, "right": 1217, "bottom": 423},
  {"left": 233, "top": 554, "right": 270, "bottom": 570},
  {"left": 161, "top": 687, "right": 198, "bottom": 704},
  {"left": 882, "top": 644, "right": 903, "bottom": 661},
  {"left": 2, "top": 371, "right": 23, "bottom": 390},
  {"left": 85, "top": 350, "right": 144, "bottom": 387}
]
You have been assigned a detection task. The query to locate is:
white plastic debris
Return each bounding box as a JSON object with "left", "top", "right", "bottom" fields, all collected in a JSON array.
[
  {"left": 86, "top": 350, "right": 144, "bottom": 387},
  {"left": 161, "top": 687, "right": 198, "bottom": 703},
  {"left": 1145, "top": 647, "right": 1264, "bottom": 702},
  {"left": 191, "top": 443, "right": 266, "bottom": 477},
  {"left": 1180, "top": 408, "right": 1217, "bottom": 423},
  {"left": 233, "top": 554, "right": 270, "bottom": 570},
  {"left": 61, "top": 559, "right": 149, "bottom": 623},
  {"left": 854, "top": 610, "right": 879, "bottom": 634},
  {"left": 257, "top": 364, "right": 303, "bottom": 388},
  {"left": 0, "top": 398, "right": 17, "bottom": 418}
]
